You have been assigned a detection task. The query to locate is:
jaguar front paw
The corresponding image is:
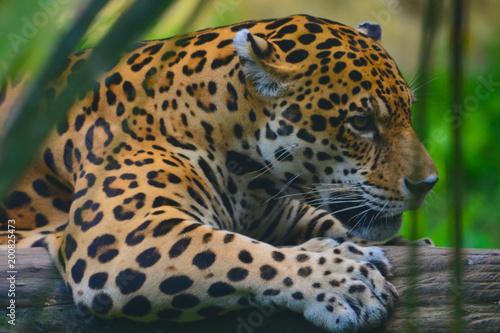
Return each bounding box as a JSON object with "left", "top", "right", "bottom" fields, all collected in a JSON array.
[
  {"left": 302, "top": 277, "right": 397, "bottom": 332},
  {"left": 282, "top": 241, "right": 397, "bottom": 332}
]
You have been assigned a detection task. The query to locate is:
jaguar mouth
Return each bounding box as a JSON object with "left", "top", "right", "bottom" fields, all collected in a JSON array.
[
  {"left": 328, "top": 204, "right": 403, "bottom": 229},
  {"left": 317, "top": 193, "right": 403, "bottom": 240},
  {"left": 302, "top": 190, "right": 404, "bottom": 240}
]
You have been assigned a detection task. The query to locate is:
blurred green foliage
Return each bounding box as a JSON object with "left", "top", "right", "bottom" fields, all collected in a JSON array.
[
  {"left": 401, "top": 43, "right": 500, "bottom": 249},
  {"left": 0, "top": 0, "right": 498, "bottom": 248},
  {"left": 0, "top": 0, "right": 175, "bottom": 198}
]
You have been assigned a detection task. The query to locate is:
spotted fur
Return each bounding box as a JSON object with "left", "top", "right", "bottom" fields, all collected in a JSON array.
[{"left": 0, "top": 15, "right": 437, "bottom": 332}]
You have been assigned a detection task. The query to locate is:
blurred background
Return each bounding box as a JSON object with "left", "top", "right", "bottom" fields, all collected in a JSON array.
[{"left": 0, "top": 0, "right": 498, "bottom": 248}]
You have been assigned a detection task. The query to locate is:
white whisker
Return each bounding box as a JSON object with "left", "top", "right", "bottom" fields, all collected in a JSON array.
[
  {"left": 327, "top": 203, "right": 369, "bottom": 215},
  {"left": 262, "top": 172, "right": 302, "bottom": 205},
  {"left": 249, "top": 144, "right": 298, "bottom": 179},
  {"left": 347, "top": 207, "right": 372, "bottom": 233}
]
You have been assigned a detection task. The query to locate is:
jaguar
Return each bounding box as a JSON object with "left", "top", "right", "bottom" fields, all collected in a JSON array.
[{"left": 0, "top": 14, "right": 438, "bottom": 332}]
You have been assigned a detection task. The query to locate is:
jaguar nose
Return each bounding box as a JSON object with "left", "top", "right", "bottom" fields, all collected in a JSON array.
[{"left": 404, "top": 175, "right": 439, "bottom": 198}]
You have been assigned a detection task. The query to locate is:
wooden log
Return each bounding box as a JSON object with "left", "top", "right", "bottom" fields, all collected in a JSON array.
[{"left": 0, "top": 247, "right": 499, "bottom": 332}]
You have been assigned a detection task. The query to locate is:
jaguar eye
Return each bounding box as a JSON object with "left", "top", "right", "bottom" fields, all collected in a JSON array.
[{"left": 349, "top": 115, "right": 375, "bottom": 132}]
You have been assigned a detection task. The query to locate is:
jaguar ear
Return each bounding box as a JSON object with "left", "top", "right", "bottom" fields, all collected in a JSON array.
[
  {"left": 356, "top": 22, "right": 382, "bottom": 42},
  {"left": 233, "top": 29, "right": 293, "bottom": 97}
]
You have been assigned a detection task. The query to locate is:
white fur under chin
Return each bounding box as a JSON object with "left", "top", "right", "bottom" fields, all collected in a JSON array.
[
  {"left": 347, "top": 218, "right": 402, "bottom": 241},
  {"left": 233, "top": 29, "right": 285, "bottom": 98}
]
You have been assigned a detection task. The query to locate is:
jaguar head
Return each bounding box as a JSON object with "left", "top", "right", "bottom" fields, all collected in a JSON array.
[{"left": 234, "top": 15, "right": 437, "bottom": 240}]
